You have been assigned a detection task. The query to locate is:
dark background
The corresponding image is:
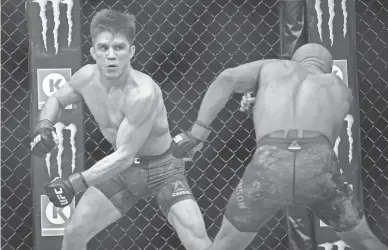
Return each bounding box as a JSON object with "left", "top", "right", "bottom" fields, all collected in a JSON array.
[{"left": 2, "top": 0, "right": 387, "bottom": 249}]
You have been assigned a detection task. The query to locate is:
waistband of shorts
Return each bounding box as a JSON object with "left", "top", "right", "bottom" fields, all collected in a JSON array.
[
  {"left": 257, "top": 130, "right": 331, "bottom": 146},
  {"left": 133, "top": 146, "right": 173, "bottom": 164}
]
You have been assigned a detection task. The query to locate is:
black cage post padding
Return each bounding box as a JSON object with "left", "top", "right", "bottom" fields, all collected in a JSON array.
[
  {"left": 26, "top": 0, "right": 84, "bottom": 249},
  {"left": 279, "top": 0, "right": 309, "bottom": 59},
  {"left": 306, "top": 0, "right": 364, "bottom": 247}
]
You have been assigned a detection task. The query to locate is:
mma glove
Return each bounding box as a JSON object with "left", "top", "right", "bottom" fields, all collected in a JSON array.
[
  {"left": 30, "top": 119, "right": 57, "bottom": 157},
  {"left": 171, "top": 120, "right": 211, "bottom": 159},
  {"left": 239, "top": 92, "right": 256, "bottom": 115},
  {"left": 45, "top": 173, "right": 89, "bottom": 208}
]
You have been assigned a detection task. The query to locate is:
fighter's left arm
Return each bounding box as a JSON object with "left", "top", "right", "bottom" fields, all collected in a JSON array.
[{"left": 82, "top": 85, "right": 159, "bottom": 187}]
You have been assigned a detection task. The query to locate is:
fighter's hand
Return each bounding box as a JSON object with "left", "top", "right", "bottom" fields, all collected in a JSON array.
[
  {"left": 239, "top": 92, "right": 256, "bottom": 113},
  {"left": 44, "top": 177, "right": 75, "bottom": 208},
  {"left": 30, "top": 120, "right": 58, "bottom": 157},
  {"left": 171, "top": 131, "right": 204, "bottom": 161}
]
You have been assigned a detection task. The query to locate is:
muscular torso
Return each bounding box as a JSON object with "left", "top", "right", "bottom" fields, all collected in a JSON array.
[
  {"left": 253, "top": 61, "right": 350, "bottom": 144},
  {"left": 77, "top": 66, "right": 171, "bottom": 156}
]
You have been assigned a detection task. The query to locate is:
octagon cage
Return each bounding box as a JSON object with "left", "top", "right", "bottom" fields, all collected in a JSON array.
[{"left": 1, "top": 0, "right": 388, "bottom": 250}]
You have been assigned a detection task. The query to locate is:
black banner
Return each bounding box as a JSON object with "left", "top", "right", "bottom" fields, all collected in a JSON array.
[
  {"left": 27, "top": 0, "right": 84, "bottom": 249},
  {"left": 306, "top": 0, "right": 362, "bottom": 249}
]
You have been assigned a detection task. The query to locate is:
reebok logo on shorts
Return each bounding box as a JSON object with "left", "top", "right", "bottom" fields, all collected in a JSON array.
[{"left": 172, "top": 180, "right": 190, "bottom": 197}]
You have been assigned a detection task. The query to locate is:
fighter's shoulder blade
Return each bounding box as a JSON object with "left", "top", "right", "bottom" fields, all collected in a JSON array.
[{"left": 70, "top": 64, "right": 96, "bottom": 90}]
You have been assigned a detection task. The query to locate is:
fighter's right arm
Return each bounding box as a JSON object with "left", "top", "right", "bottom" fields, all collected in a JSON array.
[
  {"left": 31, "top": 65, "right": 94, "bottom": 156},
  {"left": 38, "top": 64, "right": 94, "bottom": 123},
  {"left": 194, "top": 59, "right": 277, "bottom": 132},
  {"left": 171, "top": 59, "right": 277, "bottom": 159}
]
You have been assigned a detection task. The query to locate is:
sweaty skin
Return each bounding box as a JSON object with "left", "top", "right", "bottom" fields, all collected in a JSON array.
[
  {"left": 253, "top": 60, "right": 351, "bottom": 144},
  {"left": 76, "top": 65, "right": 170, "bottom": 154},
  {"left": 193, "top": 44, "right": 351, "bottom": 145},
  {"left": 193, "top": 43, "right": 388, "bottom": 250},
  {"left": 45, "top": 64, "right": 172, "bottom": 186},
  {"left": 40, "top": 25, "right": 212, "bottom": 250}
]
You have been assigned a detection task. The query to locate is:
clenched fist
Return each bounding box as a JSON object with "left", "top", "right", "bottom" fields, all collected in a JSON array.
[
  {"left": 45, "top": 173, "right": 89, "bottom": 208},
  {"left": 30, "top": 119, "right": 57, "bottom": 157},
  {"left": 239, "top": 92, "right": 256, "bottom": 113}
]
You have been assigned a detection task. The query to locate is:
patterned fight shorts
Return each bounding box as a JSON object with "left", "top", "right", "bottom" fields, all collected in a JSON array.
[
  {"left": 225, "top": 132, "right": 363, "bottom": 232},
  {"left": 95, "top": 148, "right": 194, "bottom": 217}
]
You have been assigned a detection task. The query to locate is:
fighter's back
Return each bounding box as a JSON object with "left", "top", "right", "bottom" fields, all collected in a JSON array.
[
  {"left": 74, "top": 65, "right": 171, "bottom": 156},
  {"left": 253, "top": 60, "right": 352, "bottom": 144}
]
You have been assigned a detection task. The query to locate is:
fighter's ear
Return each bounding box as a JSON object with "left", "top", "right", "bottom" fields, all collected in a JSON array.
[
  {"left": 90, "top": 47, "right": 96, "bottom": 61},
  {"left": 129, "top": 45, "right": 136, "bottom": 59}
]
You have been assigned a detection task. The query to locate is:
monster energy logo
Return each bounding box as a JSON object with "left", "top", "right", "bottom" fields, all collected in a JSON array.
[
  {"left": 46, "top": 122, "right": 77, "bottom": 178},
  {"left": 32, "top": 0, "right": 74, "bottom": 54},
  {"left": 333, "top": 114, "right": 354, "bottom": 164},
  {"left": 315, "top": 0, "right": 348, "bottom": 46}
]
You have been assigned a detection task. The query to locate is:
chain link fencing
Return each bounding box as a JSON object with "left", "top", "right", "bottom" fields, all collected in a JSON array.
[
  {"left": 1, "top": 0, "right": 387, "bottom": 249},
  {"left": 81, "top": 1, "right": 284, "bottom": 249},
  {"left": 356, "top": 0, "right": 388, "bottom": 246}
]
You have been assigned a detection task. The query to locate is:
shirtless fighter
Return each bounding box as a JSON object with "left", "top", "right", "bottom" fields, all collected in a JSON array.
[
  {"left": 30, "top": 9, "right": 211, "bottom": 250},
  {"left": 171, "top": 43, "right": 388, "bottom": 250}
]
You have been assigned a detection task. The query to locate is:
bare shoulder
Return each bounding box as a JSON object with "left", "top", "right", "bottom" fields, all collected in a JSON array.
[
  {"left": 134, "top": 70, "right": 160, "bottom": 96},
  {"left": 125, "top": 70, "right": 161, "bottom": 107},
  {"left": 123, "top": 70, "right": 161, "bottom": 123},
  {"left": 70, "top": 64, "right": 97, "bottom": 90},
  {"left": 331, "top": 73, "right": 352, "bottom": 98},
  {"left": 262, "top": 60, "right": 293, "bottom": 73},
  {"left": 331, "top": 73, "right": 346, "bottom": 86},
  {"left": 318, "top": 73, "right": 347, "bottom": 89}
]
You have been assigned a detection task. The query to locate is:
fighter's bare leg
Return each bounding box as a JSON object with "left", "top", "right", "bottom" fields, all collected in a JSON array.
[
  {"left": 62, "top": 166, "right": 142, "bottom": 250},
  {"left": 61, "top": 187, "right": 122, "bottom": 250},
  {"left": 208, "top": 216, "right": 257, "bottom": 250},
  {"left": 167, "top": 199, "right": 212, "bottom": 250},
  {"left": 336, "top": 214, "right": 388, "bottom": 250}
]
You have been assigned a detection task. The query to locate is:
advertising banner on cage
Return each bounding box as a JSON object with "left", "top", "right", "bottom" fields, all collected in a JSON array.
[
  {"left": 27, "top": 0, "right": 84, "bottom": 249},
  {"left": 305, "top": 0, "right": 362, "bottom": 249}
]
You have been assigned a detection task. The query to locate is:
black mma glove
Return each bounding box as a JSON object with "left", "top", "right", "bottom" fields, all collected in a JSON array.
[
  {"left": 44, "top": 173, "right": 89, "bottom": 208},
  {"left": 30, "top": 119, "right": 57, "bottom": 157},
  {"left": 171, "top": 120, "right": 211, "bottom": 159}
]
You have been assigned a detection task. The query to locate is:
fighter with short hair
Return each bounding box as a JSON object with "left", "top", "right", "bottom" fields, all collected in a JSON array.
[
  {"left": 171, "top": 43, "right": 388, "bottom": 250},
  {"left": 31, "top": 9, "right": 211, "bottom": 250}
]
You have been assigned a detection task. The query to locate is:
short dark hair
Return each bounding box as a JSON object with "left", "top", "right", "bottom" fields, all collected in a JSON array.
[{"left": 90, "top": 9, "right": 136, "bottom": 45}]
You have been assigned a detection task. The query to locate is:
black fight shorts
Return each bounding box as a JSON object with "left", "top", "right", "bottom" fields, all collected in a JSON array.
[
  {"left": 225, "top": 132, "right": 363, "bottom": 233},
  {"left": 94, "top": 149, "right": 194, "bottom": 217}
]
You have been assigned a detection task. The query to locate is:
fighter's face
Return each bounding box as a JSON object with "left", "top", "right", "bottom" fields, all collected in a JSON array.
[{"left": 90, "top": 31, "right": 135, "bottom": 80}]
